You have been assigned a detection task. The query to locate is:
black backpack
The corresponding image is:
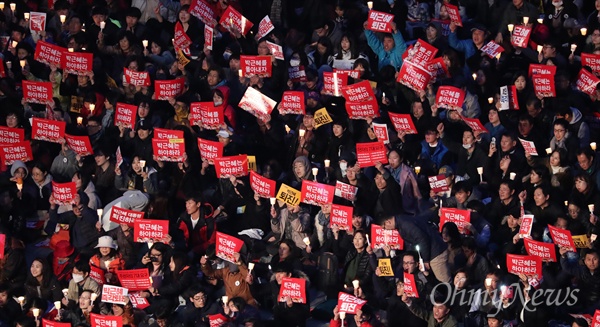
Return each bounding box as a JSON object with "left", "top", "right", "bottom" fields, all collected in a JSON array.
[{"left": 316, "top": 252, "right": 339, "bottom": 297}]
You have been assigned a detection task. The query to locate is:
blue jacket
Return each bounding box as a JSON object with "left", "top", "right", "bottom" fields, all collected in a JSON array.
[
  {"left": 448, "top": 31, "right": 477, "bottom": 59},
  {"left": 419, "top": 140, "right": 449, "bottom": 170},
  {"left": 365, "top": 29, "right": 407, "bottom": 71}
]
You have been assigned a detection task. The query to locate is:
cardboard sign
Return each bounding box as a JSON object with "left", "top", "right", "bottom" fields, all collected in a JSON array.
[
  {"left": 341, "top": 80, "right": 375, "bottom": 103},
  {"left": 510, "top": 25, "right": 532, "bottom": 48},
  {"left": 548, "top": 225, "right": 576, "bottom": 251},
  {"left": 329, "top": 204, "right": 353, "bottom": 231},
  {"left": 204, "top": 25, "right": 213, "bottom": 50},
  {"left": 0, "top": 126, "right": 24, "bottom": 144},
  {"left": 89, "top": 264, "right": 105, "bottom": 285},
  {"left": 372, "top": 122, "right": 389, "bottom": 144},
  {"left": 427, "top": 57, "right": 449, "bottom": 81},
  {"left": 403, "top": 273, "right": 419, "bottom": 298},
  {"left": 337, "top": 292, "right": 367, "bottom": 314},
  {"left": 323, "top": 72, "right": 348, "bottom": 96},
  {"left": 240, "top": 55, "right": 272, "bottom": 78},
  {"left": 278, "top": 277, "right": 307, "bottom": 303},
  {"left": 519, "top": 138, "right": 539, "bottom": 156},
  {"left": 30, "top": 12, "right": 47, "bottom": 31},
  {"left": 397, "top": 61, "right": 432, "bottom": 92},
  {"left": 445, "top": 4, "right": 462, "bottom": 26},
  {"left": 110, "top": 206, "right": 144, "bottom": 227},
  {"left": 371, "top": 224, "right": 403, "bottom": 250},
  {"left": 129, "top": 292, "right": 150, "bottom": 309},
  {"left": 65, "top": 134, "right": 93, "bottom": 156},
  {"left": 215, "top": 232, "right": 244, "bottom": 263},
  {"left": 91, "top": 314, "right": 123, "bottom": 327},
  {"left": 214, "top": 155, "right": 249, "bottom": 178},
  {"left": 174, "top": 22, "right": 192, "bottom": 51},
  {"left": 219, "top": 6, "right": 253, "bottom": 36},
  {"left": 288, "top": 66, "right": 307, "bottom": 83},
  {"left": 208, "top": 314, "right": 229, "bottom": 327},
  {"left": 428, "top": 175, "right": 449, "bottom": 193},
  {"left": 101, "top": 285, "right": 128, "bottom": 305},
  {"left": 582, "top": 53, "right": 600, "bottom": 74},
  {"left": 436, "top": 86, "right": 465, "bottom": 110},
  {"left": 439, "top": 208, "right": 471, "bottom": 234},
  {"left": 335, "top": 181, "right": 358, "bottom": 201},
  {"left": 124, "top": 68, "right": 150, "bottom": 87},
  {"left": 23, "top": 81, "right": 53, "bottom": 104},
  {"left": 133, "top": 219, "right": 169, "bottom": 242},
  {"left": 154, "top": 78, "right": 185, "bottom": 100},
  {"left": 462, "top": 118, "right": 487, "bottom": 134},
  {"left": 43, "top": 320, "right": 72, "bottom": 327},
  {"left": 176, "top": 49, "right": 190, "bottom": 67},
  {"left": 276, "top": 184, "right": 301, "bottom": 206},
  {"left": 279, "top": 91, "right": 305, "bottom": 115},
  {"left": 114, "top": 102, "right": 137, "bottom": 129},
  {"left": 576, "top": 69, "right": 600, "bottom": 96},
  {"left": 378, "top": 258, "right": 394, "bottom": 276},
  {"left": 519, "top": 214, "right": 534, "bottom": 237},
  {"left": 300, "top": 180, "right": 335, "bottom": 205},
  {"left": 51, "top": 181, "right": 77, "bottom": 205},
  {"left": 346, "top": 98, "right": 379, "bottom": 120},
  {"left": 532, "top": 74, "right": 556, "bottom": 98},
  {"left": 239, "top": 86, "right": 277, "bottom": 122},
  {"left": 389, "top": 112, "right": 417, "bottom": 134},
  {"left": 528, "top": 64, "right": 556, "bottom": 77},
  {"left": 189, "top": 0, "right": 215, "bottom": 26},
  {"left": 404, "top": 39, "right": 438, "bottom": 67},
  {"left": 524, "top": 238, "right": 557, "bottom": 262},
  {"left": 499, "top": 85, "right": 519, "bottom": 110},
  {"left": 189, "top": 102, "right": 223, "bottom": 129},
  {"left": 116, "top": 269, "right": 151, "bottom": 291},
  {"left": 34, "top": 40, "right": 63, "bottom": 67},
  {"left": 506, "top": 254, "right": 542, "bottom": 277},
  {"left": 152, "top": 138, "right": 185, "bottom": 162},
  {"left": 480, "top": 41, "right": 504, "bottom": 59},
  {"left": 572, "top": 234, "right": 590, "bottom": 248},
  {"left": 249, "top": 171, "right": 276, "bottom": 198},
  {"left": 256, "top": 15, "right": 275, "bottom": 39},
  {"left": 356, "top": 142, "right": 388, "bottom": 167},
  {"left": 313, "top": 108, "right": 333, "bottom": 128},
  {"left": 61, "top": 51, "right": 93, "bottom": 75},
  {"left": 366, "top": 10, "right": 394, "bottom": 33},
  {"left": 197, "top": 138, "right": 223, "bottom": 163},
  {"left": 0, "top": 141, "right": 32, "bottom": 165},
  {"left": 266, "top": 41, "right": 284, "bottom": 60}
]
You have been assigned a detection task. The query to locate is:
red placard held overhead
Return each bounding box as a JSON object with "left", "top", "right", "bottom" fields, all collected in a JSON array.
[
  {"left": 510, "top": 25, "right": 532, "bottom": 48},
  {"left": 389, "top": 113, "right": 418, "bottom": 134},
  {"left": 110, "top": 206, "right": 144, "bottom": 226},
  {"left": 0, "top": 126, "right": 24, "bottom": 144},
  {"left": 65, "top": 134, "right": 93, "bottom": 156},
  {"left": 506, "top": 254, "right": 542, "bottom": 277},
  {"left": 397, "top": 61, "right": 432, "bottom": 92},
  {"left": 356, "top": 142, "right": 388, "bottom": 167},
  {"left": 114, "top": 103, "right": 138, "bottom": 129},
  {"left": 439, "top": 208, "right": 471, "bottom": 234},
  {"left": 152, "top": 138, "right": 185, "bottom": 162},
  {"left": 582, "top": 53, "right": 600, "bottom": 74},
  {"left": 524, "top": 238, "right": 557, "bottom": 262},
  {"left": 238, "top": 87, "right": 277, "bottom": 122},
  {"left": 133, "top": 219, "right": 169, "bottom": 242},
  {"left": 436, "top": 86, "right": 465, "bottom": 110},
  {"left": 366, "top": 10, "right": 394, "bottom": 33},
  {"left": 462, "top": 118, "right": 488, "bottom": 134},
  {"left": 345, "top": 98, "right": 379, "bottom": 119},
  {"left": 528, "top": 64, "right": 556, "bottom": 77},
  {"left": 480, "top": 41, "right": 504, "bottom": 59},
  {"left": 371, "top": 224, "right": 404, "bottom": 250},
  {"left": 335, "top": 181, "right": 358, "bottom": 201},
  {"left": 323, "top": 72, "right": 348, "bottom": 96},
  {"left": 51, "top": 181, "right": 77, "bottom": 205},
  {"left": 155, "top": 78, "right": 185, "bottom": 100},
  {"left": 341, "top": 80, "right": 375, "bottom": 103},
  {"left": 403, "top": 273, "right": 419, "bottom": 298},
  {"left": 266, "top": 41, "right": 284, "bottom": 60},
  {"left": 216, "top": 232, "right": 244, "bottom": 263},
  {"left": 34, "top": 40, "right": 63, "bottom": 66},
  {"left": 404, "top": 39, "right": 438, "bottom": 67},
  {"left": 124, "top": 68, "right": 151, "bottom": 87},
  {"left": 330, "top": 204, "right": 353, "bottom": 231},
  {"left": 219, "top": 6, "right": 253, "bottom": 35},
  {"left": 445, "top": 4, "right": 462, "bottom": 26},
  {"left": 300, "top": 180, "right": 335, "bottom": 205},
  {"left": 31, "top": 117, "right": 66, "bottom": 143},
  {"left": 279, "top": 91, "right": 305, "bottom": 115},
  {"left": 548, "top": 225, "right": 576, "bottom": 251},
  {"left": 23, "top": 81, "right": 53, "bottom": 104},
  {"left": 0, "top": 142, "right": 32, "bottom": 165},
  {"left": 337, "top": 292, "right": 367, "bottom": 314},
  {"left": 189, "top": 102, "right": 223, "bottom": 129},
  {"left": 116, "top": 269, "right": 151, "bottom": 291},
  {"left": 576, "top": 69, "right": 600, "bottom": 96},
  {"left": 154, "top": 128, "right": 184, "bottom": 140},
  {"left": 278, "top": 277, "right": 307, "bottom": 303},
  {"left": 61, "top": 51, "right": 93, "bottom": 75},
  {"left": 214, "top": 155, "right": 249, "bottom": 178},
  {"left": 29, "top": 12, "right": 47, "bottom": 31},
  {"left": 197, "top": 138, "right": 223, "bottom": 163},
  {"left": 249, "top": 171, "right": 276, "bottom": 198},
  {"left": 240, "top": 55, "right": 272, "bottom": 78},
  {"left": 91, "top": 313, "right": 123, "bottom": 327},
  {"left": 256, "top": 15, "right": 275, "bottom": 39},
  {"left": 428, "top": 175, "right": 449, "bottom": 193},
  {"left": 189, "top": 0, "right": 215, "bottom": 26}
]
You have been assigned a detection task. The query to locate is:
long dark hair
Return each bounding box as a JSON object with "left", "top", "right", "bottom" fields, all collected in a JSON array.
[
  {"left": 171, "top": 252, "right": 189, "bottom": 280},
  {"left": 148, "top": 242, "right": 172, "bottom": 274},
  {"left": 25, "top": 258, "right": 52, "bottom": 288},
  {"left": 441, "top": 222, "right": 462, "bottom": 249}
]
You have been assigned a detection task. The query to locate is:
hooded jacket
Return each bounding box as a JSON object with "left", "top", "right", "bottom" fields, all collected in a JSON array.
[
  {"left": 270, "top": 270, "right": 311, "bottom": 326},
  {"left": 567, "top": 107, "right": 590, "bottom": 149},
  {"left": 394, "top": 215, "right": 446, "bottom": 263},
  {"left": 215, "top": 86, "right": 236, "bottom": 131}
]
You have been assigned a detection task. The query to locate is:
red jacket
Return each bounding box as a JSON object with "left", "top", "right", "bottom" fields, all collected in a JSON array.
[{"left": 177, "top": 204, "right": 216, "bottom": 254}]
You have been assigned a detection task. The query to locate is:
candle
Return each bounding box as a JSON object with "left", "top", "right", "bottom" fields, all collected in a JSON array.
[
  {"left": 99, "top": 21, "right": 105, "bottom": 30},
  {"left": 104, "top": 260, "right": 111, "bottom": 270},
  {"left": 507, "top": 24, "right": 514, "bottom": 33},
  {"left": 367, "top": 1, "right": 372, "bottom": 9},
  {"left": 303, "top": 237, "right": 311, "bottom": 246},
  {"left": 32, "top": 308, "right": 40, "bottom": 318},
  {"left": 89, "top": 103, "right": 95, "bottom": 113},
  {"left": 537, "top": 45, "right": 543, "bottom": 53},
  {"left": 238, "top": 69, "right": 243, "bottom": 77},
  {"left": 414, "top": 166, "right": 421, "bottom": 174},
  {"left": 0, "top": 3, "right": 4, "bottom": 10},
  {"left": 382, "top": 92, "right": 385, "bottom": 99},
  {"left": 222, "top": 296, "right": 228, "bottom": 304},
  {"left": 591, "top": 142, "right": 597, "bottom": 151},
  {"left": 17, "top": 296, "right": 24, "bottom": 305},
  {"left": 299, "top": 129, "right": 305, "bottom": 138},
  {"left": 9, "top": 3, "right": 15, "bottom": 11},
  {"left": 139, "top": 160, "right": 146, "bottom": 168},
  {"left": 545, "top": 148, "right": 552, "bottom": 154},
  {"left": 284, "top": 125, "right": 290, "bottom": 134},
  {"left": 324, "top": 159, "right": 330, "bottom": 168},
  {"left": 19, "top": 59, "right": 25, "bottom": 68},
  {"left": 333, "top": 72, "right": 339, "bottom": 96},
  {"left": 485, "top": 278, "right": 492, "bottom": 287},
  {"left": 77, "top": 117, "right": 83, "bottom": 125},
  {"left": 523, "top": 16, "right": 529, "bottom": 25},
  {"left": 352, "top": 280, "right": 359, "bottom": 289},
  {"left": 477, "top": 167, "right": 483, "bottom": 175},
  {"left": 581, "top": 27, "right": 587, "bottom": 36},
  {"left": 54, "top": 301, "right": 61, "bottom": 310},
  {"left": 68, "top": 47, "right": 74, "bottom": 52},
  {"left": 487, "top": 97, "right": 493, "bottom": 104},
  {"left": 142, "top": 39, "right": 148, "bottom": 48},
  {"left": 509, "top": 172, "right": 516, "bottom": 180},
  {"left": 62, "top": 289, "right": 68, "bottom": 298},
  {"left": 339, "top": 312, "right": 346, "bottom": 320},
  {"left": 537, "top": 18, "right": 543, "bottom": 24},
  {"left": 564, "top": 200, "right": 568, "bottom": 207},
  {"left": 570, "top": 44, "right": 577, "bottom": 53},
  {"left": 589, "top": 204, "right": 595, "bottom": 213},
  {"left": 60, "top": 14, "right": 66, "bottom": 23},
  {"left": 147, "top": 240, "right": 153, "bottom": 248},
  {"left": 97, "top": 209, "right": 103, "bottom": 223},
  {"left": 366, "top": 234, "right": 370, "bottom": 246},
  {"left": 312, "top": 167, "right": 318, "bottom": 180},
  {"left": 11, "top": 40, "right": 17, "bottom": 48},
  {"left": 90, "top": 293, "right": 98, "bottom": 303},
  {"left": 248, "top": 262, "right": 254, "bottom": 272},
  {"left": 269, "top": 197, "right": 276, "bottom": 206},
  {"left": 149, "top": 276, "right": 153, "bottom": 285},
  {"left": 16, "top": 181, "right": 22, "bottom": 191},
  {"left": 81, "top": 47, "right": 86, "bottom": 51},
  {"left": 6, "top": 61, "right": 11, "bottom": 69},
  {"left": 472, "top": 73, "right": 477, "bottom": 80},
  {"left": 23, "top": 12, "right": 29, "bottom": 20}
]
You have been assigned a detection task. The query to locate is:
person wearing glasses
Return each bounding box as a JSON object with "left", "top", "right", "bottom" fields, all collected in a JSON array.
[{"left": 177, "top": 284, "right": 219, "bottom": 327}]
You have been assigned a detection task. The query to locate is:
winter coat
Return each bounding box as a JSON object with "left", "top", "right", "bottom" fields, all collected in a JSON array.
[
  {"left": 270, "top": 270, "right": 311, "bottom": 327},
  {"left": 270, "top": 206, "right": 311, "bottom": 250}
]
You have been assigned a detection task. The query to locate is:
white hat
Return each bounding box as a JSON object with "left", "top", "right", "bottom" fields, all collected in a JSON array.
[{"left": 95, "top": 236, "right": 117, "bottom": 249}]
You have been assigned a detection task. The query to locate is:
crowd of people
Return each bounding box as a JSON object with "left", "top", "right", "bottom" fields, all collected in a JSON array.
[{"left": 0, "top": 0, "right": 600, "bottom": 326}]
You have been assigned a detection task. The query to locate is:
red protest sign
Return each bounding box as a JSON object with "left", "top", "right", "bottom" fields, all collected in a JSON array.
[
  {"left": 506, "top": 254, "right": 542, "bottom": 277},
  {"left": 154, "top": 77, "right": 185, "bottom": 100},
  {"left": 345, "top": 98, "right": 379, "bottom": 120},
  {"left": 592, "top": 311, "right": 600, "bottom": 327},
  {"left": 371, "top": 224, "right": 403, "bottom": 250},
  {"left": 101, "top": 284, "right": 128, "bottom": 305},
  {"left": 116, "top": 146, "right": 123, "bottom": 167},
  {"left": 61, "top": 51, "right": 93, "bottom": 75},
  {"left": 480, "top": 41, "right": 504, "bottom": 59},
  {"left": 372, "top": 123, "right": 389, "bottom": 144},
  {"left": 300, "top": 180, "right": 335, "bottom": 205},
  {"left": 0, "top": 141, "right": 32, "bottom": 165},
  {"left": 29, "top": 11, "right": 46, "bottom": 31},
  {"left": 91, "top": 314, "right": 122, "bottom": 327},
  {"left": 436, "top": 86, "right": 465, "bottom": 110},
  {"left": 0, "top": 126, "right": 24, "bottom": 144},
  {"left": 278, "top": 277, "right": 307, "bottom": 304},
  {"left": 403, "top": 272, "right": 419, "bottom": 298},
  {"left": 129, "top": 292, "right": 150, "bottom": 309},
  {"left": 279, "top": 91, "right": 305, "bottom": 115},
  {"left": 219, "top": 6, "right": 253, "bottom": 36},
  {"left": 0, "top": 234, "right": 5, "bottom": 260},
  {"left": 462, "top": 118, "right": 487, "bottom": 134},
  {"left": 208, "top": 314, "right": 229, "bottom": 327},
  {"left": 110, "top": 206, "right": 144, "bottom": 227},
  {"left": 204, "top": 25, "right": 213, "bottom": 50},
  {"left": 389, "top": 112, "right": 418, "bottom": 134},
  {"left": 532, "top": 75, "right": 556, "bottom": 98},
  {"left": 528, "top": 64, "right": 556, "bottom": 78},
  {"left": 266, "top": 41, "right": 284, "bottom": 60},
  {"left": 154, "top": 128, "right": 184, "bottom": 140},
  {"left": 240, "top": 55, "right": 272, "bottom": 78},
  {"left": 439, "top": 208, "right": 471, "bottom": 234},
  {"left": 31, "top": 118, "right": 66, "bottom": 143},
  {"left": 366, "top": 10, "right": 394, "bottom": 33},
  {"left": 89, "top": 265, "right": 105, "bottom": 285},
  {"left": 216, "top": 232, "right": 244, "bottom": 263},
  {"left": 341, "top": 80, "right": 375, "bottom": 103},
  {"left": 334, "top": 69, "right": 361, "bottom": 79},
  {"left": 214, "top": 155, "right": 249, "bottom": 178},
  {"left": 519, "top": 138, "right": 539, "bottom": 156},
  {"left": 335, "top": 181, "right": 358, "bottom": 202},
  {"left": 397, "top": 61, "right": 432, "bottom": 92},
  {"left": 189, "top": 102, "right": 223, "bottom": 129},
  {"left": 133, "top": 219, "right": 169, "bottom": 242},
  {"left": 65, "top": 134, "right": 93, "bottom": 156},
  {"left": 249, "top": 171, "right": 276, "bottom": 198},
  {"left": 524, "top": 238, "right": 557, "bottom": 262},
  {"left": 576, "top": 69, "right": 600, "bottom": 96},
  {"left": 499, "top": 85, "right": 519, "bottom": 110},
  {"left": 114, "top": 103, "right": 137, "bottom": 129},
  {"left": 23, "top": 81, "right": 53, "bottom": 104},
  {"left": 323, "top": 71, "right": 348, "bottom": 96},
  {"left": 582, "top": 53, "right": 600, "bottom": 74},
  {"left": 51, "top": 181, "right": 77, "bottom": 205},
  {"left": 356, "top": 142, "right": 388, "bottom": 167},
  {"left": 189, "top": 0, "right": 215, "bottom": 26},
  {"left": 197, "top": 138, "right": 223, "bottom": 163},
  {"left": 152, "top": 138, "right": 185, "bottom": 162},
  {"left": 428, "top": 175, "right": 449, "bottom": 193},
  {"left": 43, "top": 320, "right": 71, "bottom": 327},
  {"left": 445, "top": 4, "right": 462, "bottom": 26},
  {"left": 510, "top": 25, "right": 532, "bottom": 48},
  {"left": 256, "top": 15, "right": 274, "bottom": 39},
  {"left": 174, "top": 22, "right": 192, "bottom": 51},
  {"left": 404, "top": 39, "right": 438, "bottom": 67},
  {"left": 239, "top": 87, "right": 277, "bottom": 122},
  {"left": 124, "top": 68, "right": 151, "bottom": 87},
  {"left": 548, "top": 225, "right": 576, "bottom": 251},
  {"left": 330, "top": 204, "right": 353, "bottom": 231},
  {"left": 288, "top": 66, "right": 307, "bottom": 83},
  {"left": 519, "top": 214, "right": 534, "bottom": 237},
  {"left": 34, "top": 40, "right": 63, "bottom": 67},
  {"left": 427, "top": 57, "right": 449, "bottom": 81},
  {"left": 116, "top": 269, "right": 151, "bottom": 291},
  {"left": 337, "top": 292, "right": 367, "bottom": 314},
  {"left": 0, "top": 59, "right": 5, "bottom": 78}
]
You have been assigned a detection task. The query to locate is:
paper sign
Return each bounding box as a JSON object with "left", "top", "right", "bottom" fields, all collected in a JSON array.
[
  {"left": 528, "top": 64, "right": 556, "bottom": 77},
  {"left": 592, "top": 310, "right": 600, "bottom": 327},
  {"left": 346, "top": 98, "right": 379, "bottom": 120},
  {"left": 219, "top": 6, "right": 253, "bottom": 36},
  {"left": 43, "top": 319, "right": 71, "bottom": 327},
  {"left": 576, "top": 69, "right": 600, "bottom": 96},
  {"left": 30, "top": 12, "right": 47, "bottom": 31},
  {"left": 34, "top": 40, "right": 63, "bottom": 67},
  {"left": 239, "top": 87, "right": 277, "bottom": 122},
  {"left": 366, "top": 10, "right": 394, "bottom": 32},
  {"left": 116, "top": 269, "right": 151, "bottom": 291},
  {"left": 397, "top": 61, "right": 432, "bottom": 92},
  {"left": 480, "top": 41, "right": 504, "bottom": 59},
  {"left": 506, "top": 254, "right": 542, "bottom": 277},
  {"left": 300, "top": 180, "right": 335, "bottom": 205},
  {"left": 333, "top": 60, "right": 356, "bottom": 70},
  {"left": 378, "top": 258, "right": 394, "bottom": 276},
  {"left": 335, "top": 181, "right": 358, "bottom": 201},
  {"left": 462, "top": 118, "right": 487, "bottom": 134},
  {"left": 110, "top": 206, "right": 144, "bottom": 227},
  {"left": 403, "top": 273, "right": 419, "bottom": 298},
  {"left": 427, "top": 57, "right": 449, "bottom": 81},
  {"left": 519, "top": 214, "right": 534, "bottom": 237},
  {"left": 337, "top": 292, "right": 367, "bottom": 314},
  {"left": 189, "top": 102, "right": 224, "bottom": 129},
  {"left": 582, "top": 53, "right": 600, "bottom": 74},
  {"left": 436, "top": 86, "right": 465, "bottom": 110},
  {"left": 204, "top": 25, "right": 213, "bottom": 50},
  {"left": 356, "top": 142, "right": 388, "bottom": 167},
  {"left": 174, "top": 22, "right": 192, "bottom": 51},
  {"left": 510, "top": 25, "right": 532, "bottom": 48},
  {"left": 439, "top": 208, "right": 471, "bottom": 234},
  {"left": 0, "top": 126, "right": 24, "bottom": 144},
  {"left": 214, "top": 155, "right": 249, "bottom": 178},
  {"left": 445, "top": 4, "right": 462, "bottom": 26},
  {"left": 330, "top": 204, "right": 353, "bottom": 231},
  {"left": 256, "top": 15, "right": 275, "bottom": 39},
  {"left": 279, "top": 91, "right": 305, "bottom": 115},
  {"left": 524, "top": 238, "right": 557, "bottom": 262},
  {"left": 0, "top": 141, "right": 32, "bottom": 165},
  {"left": 548, "top": 225, "right": 576, "bottom": 251},
  {"left": 249, "top": 171, "right": 276, "bottom": 198},
  {"left": 404, "top": 39, "right": 438, "bottom": 67},
  {"left": 154, "top": 77, "right": 185, "bottom": 100},
  {"left": 152, "top": 138, "right": 185, "bottom": 162},
  {"left": 334, "top": 68, "right": 360, "bottom": 79},
  {"left": 133, "top": 219, "right": 169, "bottom": 242},
  {"left": 129, "top": 292, "right": 150, "bottom": 309},
  {"left": 499, "top": 85, "right": 519, "bottom": 110},
  {"left": 89, "top": 265, "right": 105, "bottom": 285},
  {"left": 124, "top": 68, "right": 151, "bottom": 87},
  {"left": 154, "top": 128, "right": 184, "bottom": 140},
  {"left": 278, "top": 277, "right": 307, "bottom": 303},
  {"left": 323, "top": 72, "right": 348, "bottom": 96},
  {"left": 114, "top": 102, "right": 137, "bottom": 129},
  {"left": 341, "top": 80, "right": 375, "bottom": 103},
  {"left": 208, "top": 314, "right": 229, "bottom": 327},
  {"left": 389, "top": 112, "right": 417, "bottom": 134},
  {"left": 0, "top": 234, "right": 5, "bottom": 260},
  {"left": 313, "top": 108, "right": 333, "bottom": 128},
  {"left": 428, "top": 174, "right": 449, "bottom": 193},
  {"left": 116, "top": 146, "right": 123, "bottom": 167},
  {"left": 51, "top": 181, "right": 77, "bottom": 205},
  {"left": 276, "top": 184, "right": 301, "bottom": 206},
  {"left": 65, "top": 134, "right": 93, "bottom": 156},
  {"left": 519, "top": 138, "right": 539, "bottom": 156},
  {"left": 532, "top": 74, "right": 556, "bottom": 98},
  {"left": 61, "top": 51, "right": 93, "bottom": 75},
  {"left": 23, "top": 81, "right": 53, "bottom": 105},
  {"left": 266, "top": 41, "right": 284, "bottom": 60},
  {"left": 572, "top": 234, "right": 590, "bottom": 248},
  {"left": 101, "top": 285, "right": 128, "bottom": 305},
  {"left": 240, "top": 55, "right": 272, "bottom": 78},
  {"left": 91, "top": 314, "right": 122, "bottom": 327},
  {"left": 372, "top": 123, "right": 389, "bottom": 144},
  {"left": 197, "top": 138, "right": 223, "bottom": 163},
  {"left": 371, "top": 224, "right": 403, "bottom": 250},
  {"left": 216, "top": 232, "right": 244, "bottom": 263},
  {"left": 288, "top": 66, "right": 307, "bottom": 83},
  {"left": 189, "top": 0, "right": 215, "bottom": 26}
]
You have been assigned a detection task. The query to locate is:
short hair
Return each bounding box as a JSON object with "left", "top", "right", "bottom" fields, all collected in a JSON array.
[
  {"left": 518, "top": 114, "right": 534, "bottom": 125},
  {"left": 185, "top": 192, "right": 203, "bottom": 203},
  {"left": 402, "top": 250, "right": 418, "bottom": 262},
  {"left": 576, "top": 147, "right": 595, "bottom": 159},
  {"left": 553, "top": 118, "right": 569, "bottom": 131},
  {"left": 526, "top": 97, "right": 541, "bottom": 108},
  {"left": 74, "top": 260, "right": 90, "bottom": 274},
  {"left": 453, "top": 181, "right": 472, "bottom": 194}
]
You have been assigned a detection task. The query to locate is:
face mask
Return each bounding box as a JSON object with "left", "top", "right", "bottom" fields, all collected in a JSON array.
[
  {"left": 223, "top": 51, "right": 232, "bottom": 60},
  {"left": 339, "top": 162, "right": 347, "bottom": 171},
  {"left": 72, "top": 273, "right": 84, "bottom": 283},
  {"left": 553, "top": 1, "right": 562, "bottom": 6},
  {"left": 214, "top": 100, "right": 222, "bottom": 106},
  {"left": 462, "top": 143, "right": 472, "bottom": 149},
  {"left": 290, "top": 59, "right": 300, "bottom": 67}
]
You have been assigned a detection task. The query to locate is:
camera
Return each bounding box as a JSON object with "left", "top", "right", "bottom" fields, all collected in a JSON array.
[{"left": 150, "top": 256, "right": 159, "bottom": 262}]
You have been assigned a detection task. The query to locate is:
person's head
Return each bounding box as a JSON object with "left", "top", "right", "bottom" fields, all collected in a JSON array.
[
  {"left": 550, "top": 148, "right": 567, "bottom": 168},
  {"left": 513, "top": 72, "right": 528, "bottom": 91},
  {"left": 169, "top": 252, "right": 189, "bottom": 275},
  {"left": 29, "top": 258, "right": 50, "bottom": 282},
  {"left": 426, "top": 22, "right": 440, "bottom": 41},
  {"left": 94, "top": 149, "right": 111, "bottom": 168},
  {"left": 487, "top": 314, "right": 503, "bottom": 327},
  {"left": 553, "top": 119, "right": 569, "bottom": 142},
  {"left": 5, "top": 111, "right": 19, "bottom": 128},
  {"left": 453, "top": 181, "right": 472, "bottom": 205},
  {"left": 526, "top": 97, "right": 542, "bottom": 117},
  {"left": 125, "top": 7, "right": 141, "bottom": 27},
  {"left": 572, "top": 317, "right": 590, "bottom": 327},
  {"left": 518, "top": 115, "right": 534, "bottom": 136},
  {"left": 542, "top": 40, "right": 557, "bottom": 58},
  {"left": 227, "top": 297, "right": 246, "bottom": 317},
  {"left": 302, "top": 111, "right": 315, "bottom": 129},
  {"left": 432, "top": 301, "right": 451, "bottom": 322},
  {"left": 488, "top": 107, "right": 500, "bottom": 124},
  {"left": 462, "top": 129, "right": 476, "bottom": 149},
  {"left": 332, "top": 118, "right": 347, "bottom": 138},
  {"left": 470, "top": 25, "right": 487, "bottom": 46},
  {"left": 278, "top": 239, "right": 296, "bottom": 260},
  {"left": 583, "top": 249, "right": 599, "bottom": 272},
  {"left": 461, "top": 237, "right": 477, "bottom": 258},
  {"left": 568, "top": 202, "right": 580, "bottom": 219},
  {"left": 352, "top": 230, "right": 367, "bottom": 251},
  {"left": 292, "top": 156, "right": 310, "bottom": 180},
  {"left": 352, "top": 208, "right": 365, "bottom": 230},
  {"left": 217, "top": 129, "right": 231, "bottom": 146},
  {"left": 382, "top": 34, "right": 395, "bottom": 52},
  {"left": 188, "top": 284, "right": 209, "bottom": 308},
  {"left": 136, "top": 119, "right": 152, "bottom": 140},
  {"left": 402, "top": 251, "right": 418, "bottom": 274},
  {"left": 117, "top": 31, "right": 136, "bottom": 51},
  {"left": 484, "top": 270, "right": 502, "bottom": 291},
  {"left": 530, "top": 165, "right": 549, "bottom": 185},
  {"left": 95, "top": 235, "right": 117, "bottom": 257},
  {"left": 577, "top": 148, "right": 595, "bottom": 171},
  {"left": 207, "top": 65, "right": 224, "bottom": 87},
  {"left": 387, "top": 149, "right": 403, "bottom": 169},
  {"left": 257, "top": 39, "right": 270, "bottom": 56},
  {"left": 71, "top": 171, "right": 91, "bottom": 191},
  {"left": 352, "top": 58, "right": 371, "bottom": 80},
  {"left": 339, "top": 34, "right": 356, "bottom": 54},
  {"left": 555, "top": 216, "right": 568, "bottom": 230},
  {"left": 178, "top": 5, "right": 191, "bottom": 23},
  {"left": 411, "top": 100, "right": 425, "bottom": 119},
  {"left": 374, "top": 170, "right": 388, "bottom": 190},
  {"left": 498, "top": 181, "right": 515, "bottom": 202},
  {"left": 31, "top": 163, "right": 48, "bottom": 184},
  {"left": 574, "top": 173, "right": 592, "bottom": 194},
  {"left": 453, "top": 269, "right": 468, "bottom": 289},
  {"left": 148, "top": 242, "right": 171, "bottom": 267},
  {"left": 273, "top": 261, "right": 293, "bottom": 285},
  {"left": 425, "top": 127, "right": 440, "bottom": 145},
  {"left": 72, "top": 260, "right": 91, "bottom": 284},
  {"left": 441, "top": 222, "right": 462, "bottom": 248},
  {"left": 316, "top": 37, "right": 333, "bottom": 57},
  {"left": 79, "top": 290, "right": 93, "bottom": 310},
  {"left": 533, "top": 186, "right": 550, "bottom": 207},
  {"left": 500, "top": 132, "right": 517, "bottom": 152},
  {"left": 185, "top": 193, "right": 202, "bottom": 216}
]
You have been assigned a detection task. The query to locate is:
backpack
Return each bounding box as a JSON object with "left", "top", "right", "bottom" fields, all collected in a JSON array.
[{"left": 316, "top": 252, "right": 338, "bottom": 297}]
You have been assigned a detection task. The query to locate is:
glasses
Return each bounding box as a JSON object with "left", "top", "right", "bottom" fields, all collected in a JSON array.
[{"left": 193, "top": 295, "right": 207, "bottom": 301}]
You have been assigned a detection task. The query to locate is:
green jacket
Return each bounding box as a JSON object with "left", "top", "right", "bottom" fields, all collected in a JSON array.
[{"left": 408, "top": 302, "right": 458, "bottom": 327}]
